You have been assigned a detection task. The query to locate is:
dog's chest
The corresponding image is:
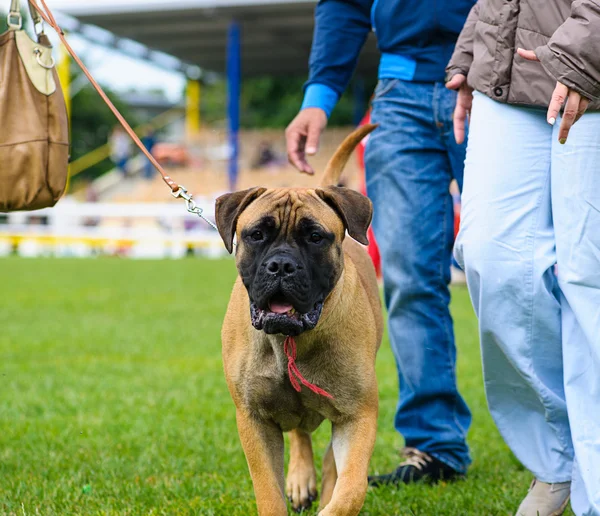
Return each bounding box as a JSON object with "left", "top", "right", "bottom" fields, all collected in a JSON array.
[{"left": 241, "top": 356, "right": 339, "bottom": 433}]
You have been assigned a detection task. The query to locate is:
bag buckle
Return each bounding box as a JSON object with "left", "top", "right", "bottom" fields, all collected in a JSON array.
[
  {"left": 34, "top": 20, "right": 45, "bottom": 36},
  {"left": 6, "top": 12, "right": 22, "bottom": 29}
]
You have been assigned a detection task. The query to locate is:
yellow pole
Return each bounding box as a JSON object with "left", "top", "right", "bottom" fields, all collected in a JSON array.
[
  {"left": 57, "top": 37, "right": 72, "bottom": 191},
  {"left": 186, "top": 79, "right": 201, "bottom": 141}
]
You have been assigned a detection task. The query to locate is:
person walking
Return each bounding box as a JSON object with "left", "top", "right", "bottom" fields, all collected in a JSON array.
[
  {"left": 286, "top": 0, "right": 475, "bottom": 485},
  {"left": 447, "top": 1, "right": 600, "bottom": 514},
  {"left": 109, "top": 125, "right": 131, "bottom": 176},
  {"left": 141, "top": 131, "right": 157, "bottom": 180}
]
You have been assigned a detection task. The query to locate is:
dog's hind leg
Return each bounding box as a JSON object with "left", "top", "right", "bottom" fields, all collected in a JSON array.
[
  {"left": 319, "top": 440, "right": 338, "bottom": 510},
  {"left": 236, "top": 409, "right": 287, "bottom": 516},
  {"left": 286, "top": 429, "right": 318, "bottom": 513}
]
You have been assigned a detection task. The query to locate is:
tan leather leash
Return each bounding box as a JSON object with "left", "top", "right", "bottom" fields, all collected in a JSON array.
[{"left": 27, "top": 0, "right": 217, "bottom": 230}]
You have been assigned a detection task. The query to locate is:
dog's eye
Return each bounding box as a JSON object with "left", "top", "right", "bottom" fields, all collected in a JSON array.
[
  {"left": 309, "top": 232, "right": 323, "bottom": 244},
  {"left": 250, "top": 230, "right": 264, "bottom": 242}
]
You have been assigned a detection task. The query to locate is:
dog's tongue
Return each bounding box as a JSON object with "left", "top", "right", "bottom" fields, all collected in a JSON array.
[{"left": 269, "top": 301, "right": 293, "bottom": 314}]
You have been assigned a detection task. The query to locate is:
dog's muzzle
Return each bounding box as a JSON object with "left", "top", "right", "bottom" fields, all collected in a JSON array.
[
  {"left": 250, "top": 299, "right": 324, "bottom": 336},
  {"left": 248, "top": 251, "right": 326, "bottom": 336}
]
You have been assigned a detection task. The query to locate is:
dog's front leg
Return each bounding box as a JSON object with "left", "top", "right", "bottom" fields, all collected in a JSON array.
[
  {"left": 236, "top": 409, "right": 287, "bottom": 516},
  {"left": 318, "top": 406, "right": 378, "bottom": 516}
]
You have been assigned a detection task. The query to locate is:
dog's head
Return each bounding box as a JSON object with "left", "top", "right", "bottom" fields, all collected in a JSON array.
[
  {"left": 215, "top": 186, "right": 372, "bottom": 336},
  {"left": 215, "top": 124, "right": 376, "bottom": 336}
]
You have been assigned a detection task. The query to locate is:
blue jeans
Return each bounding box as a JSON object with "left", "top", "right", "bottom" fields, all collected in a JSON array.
[
  {"left": 456, "top": 92, "right": 600, "bottom": 515},
  {"left": 365, "top": 79, "right": 472, "bottom": 473}
]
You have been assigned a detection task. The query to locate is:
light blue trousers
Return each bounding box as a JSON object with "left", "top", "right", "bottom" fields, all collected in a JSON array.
[{"left": 455, "top": 92, "right": 600, "bottom": 516}]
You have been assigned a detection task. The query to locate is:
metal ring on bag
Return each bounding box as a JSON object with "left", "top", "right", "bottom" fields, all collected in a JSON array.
[{"left": 34, "top": 48, "right": 55, "bottom": 69}]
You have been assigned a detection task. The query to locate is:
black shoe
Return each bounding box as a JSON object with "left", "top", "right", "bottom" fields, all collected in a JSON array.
[{"left": 368, "top": 447, "right": 465, "bottom": 487}]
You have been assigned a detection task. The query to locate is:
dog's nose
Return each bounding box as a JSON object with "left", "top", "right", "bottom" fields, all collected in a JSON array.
[{"left": 265, "top": 256, "right": 297, "bottom": 276}]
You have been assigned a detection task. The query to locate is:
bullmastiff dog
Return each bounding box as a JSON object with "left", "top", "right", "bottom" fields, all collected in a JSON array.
[{"left": 215, "top": 124, "right": 383, "bottom": 516}]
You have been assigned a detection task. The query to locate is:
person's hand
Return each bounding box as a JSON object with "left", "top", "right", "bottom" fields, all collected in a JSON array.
[
  {"left": 446, "top": 73, "right": 473, "bottom": 145},
  {"left": 517, "top": 48, "right": 590, "bottom": 144},
  {"left": 285, "top": 108, "right": 328, "bottom": 174}
]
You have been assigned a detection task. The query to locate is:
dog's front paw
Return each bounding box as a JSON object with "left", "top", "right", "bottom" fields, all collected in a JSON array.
[{"left": 286, "top": 463, "right": 317, "bottom": 513}]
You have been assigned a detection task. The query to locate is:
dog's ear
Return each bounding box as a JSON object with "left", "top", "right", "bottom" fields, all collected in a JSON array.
[
  {"left": 316, "top": 186, "right": 373, "bottom": 245},
  {"left": 215, "top": 187, "right": 267, "bottom": 253}
]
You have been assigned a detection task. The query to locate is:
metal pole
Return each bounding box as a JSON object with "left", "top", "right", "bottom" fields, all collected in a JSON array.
[
  {"left": 57, "top": 33, "right": 72, "bottom": 191},
  {"left": 186, "top": 79, "right": 202, "bottom": 141},
  {"left": 227, "top": 21, "right": 241, "bottom": 192}
]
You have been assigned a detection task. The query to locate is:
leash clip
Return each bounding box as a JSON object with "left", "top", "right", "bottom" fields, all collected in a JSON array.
[{"left": 172, "top": 185, "right": 219, "bottom": 231}]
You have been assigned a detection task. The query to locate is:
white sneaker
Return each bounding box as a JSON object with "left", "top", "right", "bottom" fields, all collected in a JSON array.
[{"left": 516, "top": 479, "right": 571, "bottom": 516}]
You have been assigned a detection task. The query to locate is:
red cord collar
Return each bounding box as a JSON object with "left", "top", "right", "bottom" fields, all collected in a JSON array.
[{"left": 283, "top": 336, "right": 333, "bottom": 399}]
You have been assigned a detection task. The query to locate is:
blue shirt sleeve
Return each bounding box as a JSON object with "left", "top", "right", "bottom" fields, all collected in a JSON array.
[
  {"left": 302, "top": 0, "right": 373, "bottom": 117},
  {"left": 301, "top": 84, "right": 340, "bottom": 118}
]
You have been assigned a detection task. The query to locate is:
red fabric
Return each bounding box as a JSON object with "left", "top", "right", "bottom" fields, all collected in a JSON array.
[
  {"left": 454, "top": 203, "right": 461, "bottom": 239},
  {"left": 356, "top": 111, "right": 382, "bottom": 278},
  {"left": 284, "top": 336, "right": 333, "bottom": 399}
]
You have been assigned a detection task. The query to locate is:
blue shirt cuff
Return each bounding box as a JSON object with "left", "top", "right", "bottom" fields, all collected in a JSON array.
[{"left": 301, "top": 84, "right": 339, "bottom": 118}]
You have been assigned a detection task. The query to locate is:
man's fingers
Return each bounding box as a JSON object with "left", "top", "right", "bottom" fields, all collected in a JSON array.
[
  {"left": 287, "top": 148, "right": 309, "bottom": 174},
  {"left": 285, "top": 109, "right": 326, "bottom": 174},
  {"left": 446, "top": 74, "right": 466, "bottom": 91},
  {"left": 558, "top": 91, "right": 582, "bottom": 144},
  {"left": 286, "top": 128, "right": 314, "bottom": 174},
  {"left": 516, "top": 48, "right": 539, "bottom": 62},
  {"left": 289, "top": 150, "right": 315, "bottom": 175},
  {"left": 288, "top": 152, "right": 312, "bottom": 175},
  {"left": 285, "top": 127, "right": 304, "bottom": 166},
  {"left": 305, "top": 124, "right": 321, "bottom": 156},
  {"left": 547, "top": 82, "right": 569, "bottom": 126}
]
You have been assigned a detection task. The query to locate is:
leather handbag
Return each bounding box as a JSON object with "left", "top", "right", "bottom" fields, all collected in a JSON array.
[
  {"left": 0, "top": 0, "right": 69, "bottom": 212},
  {"left": 1, "top": 0, "right": 207, "bottom": 224}
]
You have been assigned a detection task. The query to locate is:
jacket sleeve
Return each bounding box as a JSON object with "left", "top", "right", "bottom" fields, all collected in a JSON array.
[
  {"left": 535, "top": 0, "right": 600, "bottom": 100},
  {"left": 445, "top": 1, "right": 481, "bottom": 81},
  {"left": 301, "top": 0, "right": 373, "bottom": 117}
]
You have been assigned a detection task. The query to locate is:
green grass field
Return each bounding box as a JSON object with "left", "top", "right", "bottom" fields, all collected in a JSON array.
[{"left": 0, "top": 258, "right": 572, "bottom": 515}]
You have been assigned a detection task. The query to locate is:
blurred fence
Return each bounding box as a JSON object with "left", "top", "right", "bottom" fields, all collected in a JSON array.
[{"left": 0, "top": 198, "right": 227, "bottom": 259}]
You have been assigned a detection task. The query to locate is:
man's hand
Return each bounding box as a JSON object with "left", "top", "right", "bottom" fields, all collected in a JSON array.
[
  {"left": 446, "top": 73, "right": 473, "bottom": 145},
  {"left": 517, "top": 48, "right": 590, "bottom": 144},
  {"left": 285, "top": 108, "right": 328, "bottom": 174}
]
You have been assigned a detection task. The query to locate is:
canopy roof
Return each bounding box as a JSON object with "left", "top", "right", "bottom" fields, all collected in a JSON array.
[{"left": 51, "top": 0, "right": 379, "bottom": 78}]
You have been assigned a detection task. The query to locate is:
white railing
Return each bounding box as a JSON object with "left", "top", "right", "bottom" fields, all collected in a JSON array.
[{"left": 0, "top": 198, "right": 229, "bottom": 259}]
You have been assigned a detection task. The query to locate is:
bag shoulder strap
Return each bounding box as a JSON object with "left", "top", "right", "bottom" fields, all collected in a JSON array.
[
  {"left": 28, "top": 0, "right": 182, "bottom": 194},
  {"left": 8, "top": 0, "right": 43, "bottom": 30}
]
